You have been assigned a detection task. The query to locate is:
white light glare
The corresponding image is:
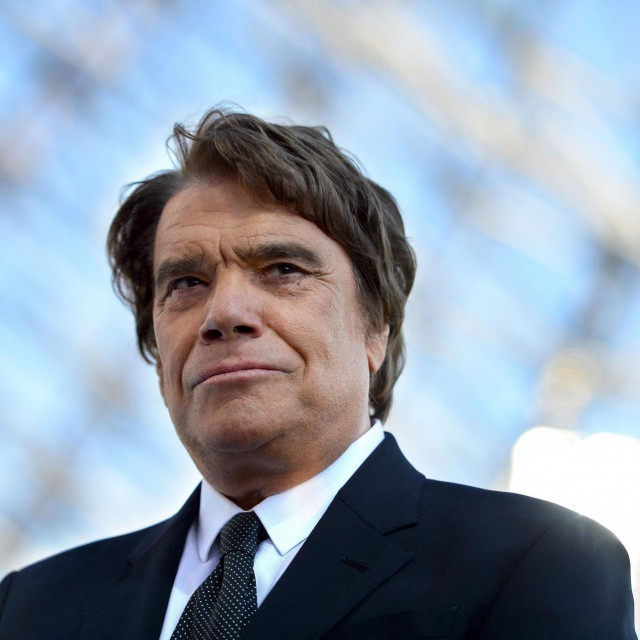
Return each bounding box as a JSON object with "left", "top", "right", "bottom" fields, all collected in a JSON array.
[{"left": 509, "top": 427, "right": 640, "bottom": 560}]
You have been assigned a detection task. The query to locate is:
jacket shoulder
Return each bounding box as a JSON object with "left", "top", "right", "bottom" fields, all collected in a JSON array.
[
  {"left": 3, "top": 485, "right": 200, "bottom": 589},
  {"left": 420, "top": 476, "right": 622, "bottom": 549},
  {"left": 0, "top": 491, "right": 200, "bottom": 640},
  {"left": 5, "top": 519, "right": 168, "bottom": 588}
]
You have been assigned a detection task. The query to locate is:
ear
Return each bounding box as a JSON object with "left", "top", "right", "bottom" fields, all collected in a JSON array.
[
  {"left": 156, "top": 358, "right": 167, "bottom": 406},
  {"left": 366, "top": 323, "right": 389, "bottom": 374}
]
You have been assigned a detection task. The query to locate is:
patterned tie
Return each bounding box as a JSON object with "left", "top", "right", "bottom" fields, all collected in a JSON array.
[{"left": 171, "top": 511, "right": 265, "bottom": 640}]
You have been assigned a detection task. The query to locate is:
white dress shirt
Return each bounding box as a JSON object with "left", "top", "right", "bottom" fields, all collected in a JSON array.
[{"left": 158, "top": 422, "right": 384, "bottom": 640}]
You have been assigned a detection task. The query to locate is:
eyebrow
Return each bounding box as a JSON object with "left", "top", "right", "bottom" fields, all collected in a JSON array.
[
  {"left": 155, "top": 255, "right": 208, "bottom": 292},
  {"left": 154, "top": 241, "right": 325, "bottom": 291},
  {"left": 235, "top": 241, "right": 324, "bottom": 269}
]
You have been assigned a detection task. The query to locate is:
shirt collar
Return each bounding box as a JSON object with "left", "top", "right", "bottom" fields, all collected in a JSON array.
[{"left": 197, "top": 421, "right": 384, "bottom": 561}]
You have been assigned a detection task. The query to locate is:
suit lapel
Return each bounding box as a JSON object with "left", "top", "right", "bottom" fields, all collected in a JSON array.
[
  {"left": 80, "top": 487, "right": 200, "bottom": 640},
  {"left": 243, "top": 434, "right": 425, "bottom": 640},
  {"left": 78, "top": 435, "right": 423, "bottom": 640}
]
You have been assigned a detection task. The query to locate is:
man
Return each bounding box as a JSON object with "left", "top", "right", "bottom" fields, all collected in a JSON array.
[{"left": 0, "top": 109, "right": 636, "bottom": 639}]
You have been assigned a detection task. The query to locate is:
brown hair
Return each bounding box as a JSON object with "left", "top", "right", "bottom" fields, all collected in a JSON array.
[{"left": 107, "top": 108, "right": 416, "bottom": 423}]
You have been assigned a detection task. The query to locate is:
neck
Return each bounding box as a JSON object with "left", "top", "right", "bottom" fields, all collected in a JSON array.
[{"left": 195, "top": 420, "right": 372, "bottom": 510}]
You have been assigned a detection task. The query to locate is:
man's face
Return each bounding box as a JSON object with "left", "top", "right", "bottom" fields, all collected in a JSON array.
[{"left": 152, "top": 179, "right": 388, "bottom": 486}]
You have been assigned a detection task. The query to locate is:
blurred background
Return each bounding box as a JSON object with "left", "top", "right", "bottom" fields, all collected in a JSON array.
[{"left": 1, "top": 0, "right": 638, "bottom": 628}]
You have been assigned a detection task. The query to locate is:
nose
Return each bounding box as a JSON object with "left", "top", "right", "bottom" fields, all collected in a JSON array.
[{"left": 198, "top": 270, "right": 263, "bottom": 343}]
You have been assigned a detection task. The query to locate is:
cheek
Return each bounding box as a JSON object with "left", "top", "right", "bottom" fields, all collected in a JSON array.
[
  {"left": 154, "top": 317, "right": 189, "bottom": 389},
  {"left": 293, "top": 296, "right": 366, "bottom": 369}
]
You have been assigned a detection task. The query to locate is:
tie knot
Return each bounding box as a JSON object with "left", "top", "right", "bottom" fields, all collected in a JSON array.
[{"left": 219, "top": 511, "right": 264, "bottom": 557}]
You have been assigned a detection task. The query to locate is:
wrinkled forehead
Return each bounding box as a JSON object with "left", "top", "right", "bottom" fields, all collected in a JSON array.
[
  {"left": 152, "top": 180, "right": 350, "bottom": 270},
  {"left": 157, "top": 179, "right": 285, "bottom": 229}
]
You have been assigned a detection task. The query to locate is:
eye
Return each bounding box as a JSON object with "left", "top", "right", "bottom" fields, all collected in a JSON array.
[
  {"left": 169, "top": 276, "right": 206, "bottom": 294},
  {"left": 271, "top": 263, "right": 299, "bottom": 276},
  {"left": 255, "top": 262, "right": 304, "bottom": 286},
  {"left": 262, "top": 263, "right": 305, "bottom": 281}
]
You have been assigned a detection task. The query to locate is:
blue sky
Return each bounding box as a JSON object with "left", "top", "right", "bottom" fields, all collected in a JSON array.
[{"left": 1, "top": 2, "right": 638, "bottom": 595}]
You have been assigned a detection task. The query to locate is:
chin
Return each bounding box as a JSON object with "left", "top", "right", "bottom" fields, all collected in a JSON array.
[{"left": 178, "top": 415, "right": 281, "bottom": 455}]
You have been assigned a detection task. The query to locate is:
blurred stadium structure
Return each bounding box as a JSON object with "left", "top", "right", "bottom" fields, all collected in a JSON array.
[{"left": 1, "top": 0, "right": 638, "bottom": 627}]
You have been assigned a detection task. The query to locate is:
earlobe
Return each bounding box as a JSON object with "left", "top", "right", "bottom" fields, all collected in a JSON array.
[{"left": 366, "top": 323, "right": 390, "bottom": 374}]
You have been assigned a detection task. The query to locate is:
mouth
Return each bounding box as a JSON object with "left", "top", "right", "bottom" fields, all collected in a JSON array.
[{"left": 191, "top": 363, "right": 283, "bottom": 388}]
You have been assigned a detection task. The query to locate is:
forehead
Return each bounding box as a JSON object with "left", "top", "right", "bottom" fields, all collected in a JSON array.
[{"left": 154, "top": 180, "right": 339, "bottom": 261}]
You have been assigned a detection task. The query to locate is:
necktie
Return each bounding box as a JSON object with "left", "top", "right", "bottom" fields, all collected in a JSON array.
[{"left": 171, "top": 511, "right": 265, "bottom": 640}]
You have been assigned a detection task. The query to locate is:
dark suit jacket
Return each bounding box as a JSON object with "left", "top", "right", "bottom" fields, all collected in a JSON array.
[{"left": 0, "top": 434, "right": 636, "bottom": 639}]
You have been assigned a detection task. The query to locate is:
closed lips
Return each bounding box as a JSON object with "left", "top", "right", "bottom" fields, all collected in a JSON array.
[{"left": 192, "top": 364, "right": 281, "bottom": 387}]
